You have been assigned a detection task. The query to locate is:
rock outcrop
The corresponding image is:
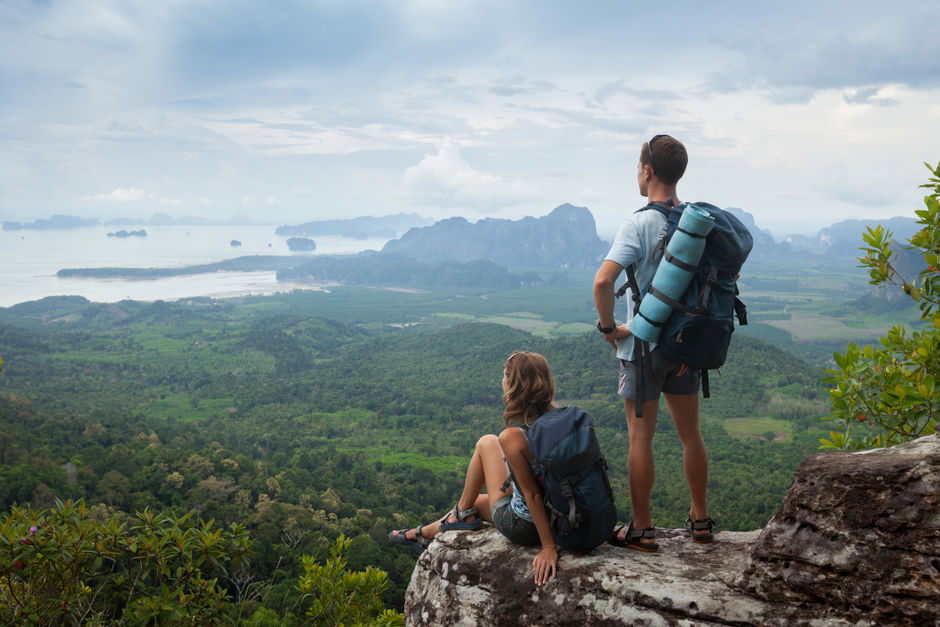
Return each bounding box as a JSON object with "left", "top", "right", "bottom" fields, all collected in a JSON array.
[
  {"left": 405, "top": 435, "right": 940, "bottom": 626},
  {"left": 734, "top": 434, "right": 939, "bottom": 625}
]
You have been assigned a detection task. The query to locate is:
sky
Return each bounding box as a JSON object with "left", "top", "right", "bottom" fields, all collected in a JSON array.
[{"left": 2, "top": 1, "right": 939, "bottom": 239}]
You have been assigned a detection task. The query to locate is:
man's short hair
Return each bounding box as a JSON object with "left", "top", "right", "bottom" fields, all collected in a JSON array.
[{"left": 640, "top": 135, "right": 688, "bottom": 186}]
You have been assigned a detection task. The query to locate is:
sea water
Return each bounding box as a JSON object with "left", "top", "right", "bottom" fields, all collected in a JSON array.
[{"left": 0, "top": 225, "right": 388, "bottom": 308}]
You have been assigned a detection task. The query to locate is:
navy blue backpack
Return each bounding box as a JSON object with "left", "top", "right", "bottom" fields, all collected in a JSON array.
[{"left": 523, "top": 406, "right": 617, "bottom": 552}]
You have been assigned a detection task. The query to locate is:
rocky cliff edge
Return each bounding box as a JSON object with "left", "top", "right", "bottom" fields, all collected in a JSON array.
[{"left": 405, "top": 435, "right": 939, "bottom": 626}]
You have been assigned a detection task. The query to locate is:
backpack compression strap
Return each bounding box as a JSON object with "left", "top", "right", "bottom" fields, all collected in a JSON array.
[{"left": 625, "top": 264, "right": 650, "bottom": 417}]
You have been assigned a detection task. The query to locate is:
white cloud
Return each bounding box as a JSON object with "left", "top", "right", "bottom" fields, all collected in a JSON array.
[
  {"left": 265, "top": 195, "right": 280, "bottom": 205},
  {"left": 80, "top": 187, "right": 147, "bottom": 202},
  {"left": 401, "top": 139, "right": 531, "bottom": 212}
]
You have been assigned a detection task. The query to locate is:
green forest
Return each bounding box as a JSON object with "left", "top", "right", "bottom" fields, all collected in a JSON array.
[{"left": 0, "top": 281, "right": 840, "bottom": 621}]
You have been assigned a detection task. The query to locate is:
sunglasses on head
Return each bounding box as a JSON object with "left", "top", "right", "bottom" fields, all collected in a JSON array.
[{"left": 646, "top": 134, "right": 670, "bottom": 173}]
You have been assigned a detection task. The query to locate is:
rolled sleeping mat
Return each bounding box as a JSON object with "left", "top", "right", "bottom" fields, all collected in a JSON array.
[{"left": 630, "top": 204, "right": 715, "bottom": 343}]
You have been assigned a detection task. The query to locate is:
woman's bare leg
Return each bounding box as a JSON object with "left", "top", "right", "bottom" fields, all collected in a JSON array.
[{"left": 396, "top": 434, "right": 510, "bottom": 542}]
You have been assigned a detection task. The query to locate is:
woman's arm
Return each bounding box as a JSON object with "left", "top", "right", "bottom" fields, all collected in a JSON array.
[{"left": 498, "top": 428, "right": 557, "bottom": 586}]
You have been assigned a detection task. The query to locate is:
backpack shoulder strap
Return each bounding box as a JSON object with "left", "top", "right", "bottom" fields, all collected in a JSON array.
[
  {"left": 635, "top": 200, "right": 672, "bottom": 217},
  {"left": 615, "top": 201, "right": 671, "bottom": 301},
  {"left": 500, "top": 423, "right": 531, "bottom": 492}
]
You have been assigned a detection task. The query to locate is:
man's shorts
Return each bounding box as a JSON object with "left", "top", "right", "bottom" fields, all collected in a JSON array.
[{"left": 618, "top": 347, "right": 701, "bottom": 400}]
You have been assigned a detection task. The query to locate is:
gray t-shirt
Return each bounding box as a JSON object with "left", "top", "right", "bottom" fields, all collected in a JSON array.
[{"left": 604, "top": 207, "right": 668, "bottom": 360}]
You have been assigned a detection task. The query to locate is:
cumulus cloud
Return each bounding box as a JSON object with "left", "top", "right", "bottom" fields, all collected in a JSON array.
[
  {"left": 401, "top": 139, "right": 530, "bottom": 211},
  {"left": 81, "top": 187, "right": 147, "bottom": 202}
]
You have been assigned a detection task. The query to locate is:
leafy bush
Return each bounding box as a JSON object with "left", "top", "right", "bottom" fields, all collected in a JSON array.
[
  {"left": 0, "top": 501, "right": 403, "bottom": 625},
  {"left": 0, "top": 500, "right": 251, "bottom": 625},
  {"left": 297, "top": 535, "right": 403, "bottom": 626},
  {"left": 822, "top": 161, "right": 940, "bottom": 450}
]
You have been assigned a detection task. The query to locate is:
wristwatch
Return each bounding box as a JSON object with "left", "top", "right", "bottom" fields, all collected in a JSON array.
[{"left": 596, "top": 321, "right": 616, "bottom": 334}]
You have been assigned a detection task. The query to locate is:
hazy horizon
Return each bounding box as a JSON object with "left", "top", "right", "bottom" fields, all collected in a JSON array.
[{"left": 2, "top": 206, "right": 919, "bottom": 242}]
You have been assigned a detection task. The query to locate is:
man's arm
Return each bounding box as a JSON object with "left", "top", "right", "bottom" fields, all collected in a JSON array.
[{"left": 593, "top": 260, "right": 632, "bottom": 347}]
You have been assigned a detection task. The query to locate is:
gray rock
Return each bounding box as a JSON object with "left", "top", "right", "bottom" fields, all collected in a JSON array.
[
  {"left": 734, "top": 434, "right": 940, "bottom": 625},
  {"left": 405, "top": 435, "right": 940, "bottom": 626}
]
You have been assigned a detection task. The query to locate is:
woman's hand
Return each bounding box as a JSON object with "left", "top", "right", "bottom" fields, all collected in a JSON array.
[{"left": 532, "top": 546, "right": 557, "bottom": 586}]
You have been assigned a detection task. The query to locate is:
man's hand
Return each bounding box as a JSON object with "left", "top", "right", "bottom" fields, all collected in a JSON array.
[{"left": 603, "top": 324, "right": 631, "bottom": 349}]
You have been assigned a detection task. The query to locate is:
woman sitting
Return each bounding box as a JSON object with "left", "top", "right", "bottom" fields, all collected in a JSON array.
[{"left": 389, "top": 351, "right": 559, "bottom": 586}]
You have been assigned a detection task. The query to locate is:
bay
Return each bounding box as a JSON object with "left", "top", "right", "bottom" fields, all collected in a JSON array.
[{"left": 0, "top": 225, "right": 389, "bottom": 308}]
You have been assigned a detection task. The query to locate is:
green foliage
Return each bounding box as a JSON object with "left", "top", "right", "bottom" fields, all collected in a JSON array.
[
  {"left": 0, "top": 289, "right": 835, "bottom": 608},
  {"left": 0, "top": 500, "right": 250, "bottom": 625},
  {"left": 822, "top": 161, "right": 940, "bottom": 450},
  {"left": 297, "top": 535, "right": 403, "bottom": 626}
]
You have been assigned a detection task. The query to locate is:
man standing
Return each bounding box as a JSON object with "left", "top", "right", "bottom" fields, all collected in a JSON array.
[{"left": 593, "top": 134, "right": 714, "bottom": 551}]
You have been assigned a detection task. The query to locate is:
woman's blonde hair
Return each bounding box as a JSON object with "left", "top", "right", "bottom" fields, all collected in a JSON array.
[{"left": 502, "top": 351, "right": 556, "bottom": 427}]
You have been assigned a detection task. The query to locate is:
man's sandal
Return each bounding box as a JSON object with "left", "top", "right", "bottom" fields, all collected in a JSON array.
[
  {"left": 685, "top": 516, "right": 715, "bottom": 543},
  {"left": 438, "top": 503, "right": 482, "bottom": 532},
  {"left": 609, "top": 521, "right": 659, "bottom": 552},
  {"left": 388, "top": 525, "right": 432, "bottom": 552}
]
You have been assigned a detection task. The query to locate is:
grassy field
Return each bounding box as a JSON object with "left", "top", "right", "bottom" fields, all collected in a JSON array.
[
  {"left": 760, "top": 311, "right": 892, "bottom": 342},
  {"left": 722, "top": 417, "right": 793, "bottom": 442}
]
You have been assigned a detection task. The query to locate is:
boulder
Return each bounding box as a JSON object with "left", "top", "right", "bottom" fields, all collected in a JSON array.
[
  {"left": 405, "top": 435, "right": 940, "bottom": 626},
  {"left": 734, "top": 434, "right": 940, "bottom": 625}
]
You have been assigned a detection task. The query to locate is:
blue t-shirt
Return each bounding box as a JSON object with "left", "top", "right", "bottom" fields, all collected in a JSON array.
[{"left": 605, "top": 207, "right": 668, "bottom": 360}]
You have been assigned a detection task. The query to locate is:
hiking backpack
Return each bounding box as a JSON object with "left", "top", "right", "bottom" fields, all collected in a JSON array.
[
  {"left": 616, "top": 201, "right": 752, "bottom": 413},
  {"left": 521, "top": 406, "right": 617, "bottom": 552}
]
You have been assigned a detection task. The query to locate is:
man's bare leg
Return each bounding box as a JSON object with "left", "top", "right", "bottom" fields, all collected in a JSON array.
[
  {"left": 619, "top": 397, "right": 660, "bottom": 544},
  {"left": 664, "top": 392, "right": 710, "bottom": 535}
]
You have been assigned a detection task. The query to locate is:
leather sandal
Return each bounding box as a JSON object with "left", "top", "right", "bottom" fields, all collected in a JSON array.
[
  {"left": 609, "top": 521, "right": 658, "bottom": 552},
  {"left": 388, "top": 525, "right": 432, "bottom": 552},
  {"left": 685, "top": 516, "right": 715, "bottom": 543},
  {"left": 438, "top": 503, "right": 482, "bottom": 532}
]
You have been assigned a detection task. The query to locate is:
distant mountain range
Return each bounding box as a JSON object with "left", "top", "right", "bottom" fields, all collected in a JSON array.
[
  {"left": 5, "top": 210, "right": 920, "bottom": 263},
  {"left": 787, "top": 217, "right": 922, "bottom": 255},
  {"left": 275, "top": 212, "right": 432, "bottom": 239},
  {"left": 382, "top": 203, "right": 608, "bottom": 269}
]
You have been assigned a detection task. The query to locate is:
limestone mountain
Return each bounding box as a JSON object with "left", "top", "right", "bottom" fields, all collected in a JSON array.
[{"left": 381, "top": 203, "right": 608, "bottom": 268}]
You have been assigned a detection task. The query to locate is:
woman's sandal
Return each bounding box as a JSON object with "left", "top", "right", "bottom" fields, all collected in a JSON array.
[
  {"left": 609, "top": 521, "right": 659, "bottom": 552},
  {"left": 685, "top": 516, "right": 715, "bottom": 543},
  {"left": 438, "top": 503, "right": 483, "bottom": 532},
  {"left": 388, "top": 525, "right": 432, "bottom": 552}
]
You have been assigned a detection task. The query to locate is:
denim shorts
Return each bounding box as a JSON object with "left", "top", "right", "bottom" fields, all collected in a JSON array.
[
  {"left": 491, "top": 495, "right": 540, "bottom": 546},
  {"left": 618, "top": 346, "right": 701, "bottom": 400}
]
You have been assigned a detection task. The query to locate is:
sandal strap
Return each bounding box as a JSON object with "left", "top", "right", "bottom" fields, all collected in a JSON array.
[
  {"left": 690, "top": 517, "right": 714, "bottom": 531},
  {"left": 628, "top": 525, "right": 656, "bottom": 539},
  {"left": 415, "top": 525, "right": 431, "bottom": 547},
  {"left": 454, "top": 504, "right": 478, "bottom": 522}
]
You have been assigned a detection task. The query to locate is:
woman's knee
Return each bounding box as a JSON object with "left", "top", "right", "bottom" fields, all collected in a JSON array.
[{"left": 476, "top": 433, "right": 500, "bottom": 452}]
